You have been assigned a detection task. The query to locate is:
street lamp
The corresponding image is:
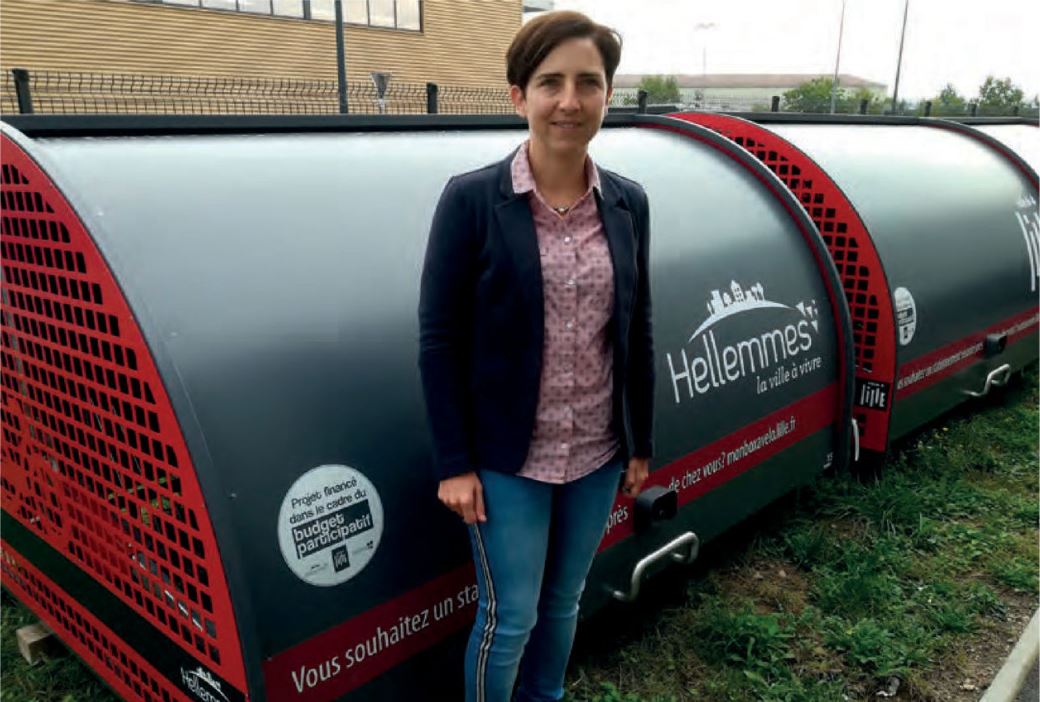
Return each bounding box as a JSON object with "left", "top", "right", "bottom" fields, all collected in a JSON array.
[
  {"left": 890, "top": 0, "right": 911, "bottom": 114},
  {"left": 693, "top": 22, "right": 717, "bottom": 77},
  {"left": 829, "top": 0, "right": 847, "bottom": 114}
]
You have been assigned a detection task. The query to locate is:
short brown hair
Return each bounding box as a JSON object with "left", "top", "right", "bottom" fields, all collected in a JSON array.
[{"left": 506, "top": 11, "right": 622, "bottom": 92}]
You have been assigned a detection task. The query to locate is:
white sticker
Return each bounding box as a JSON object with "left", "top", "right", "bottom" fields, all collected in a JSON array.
[
  {"left": 277, "top": 465, "right": 384, "bottom": 587},
  {"left": 893, "top": 287, "right": 917, "bottom": 346}
]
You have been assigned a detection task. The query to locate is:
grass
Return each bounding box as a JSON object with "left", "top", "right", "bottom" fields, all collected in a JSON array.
[
  {"left": 2, "top": 368, "right": 1037, "bottom": 701},
  {"left": 565, "top": 365, "right": 1038, "bottom": 701},
  {"left": 0, "top": 589, "right": 118, "bottom": 702}
]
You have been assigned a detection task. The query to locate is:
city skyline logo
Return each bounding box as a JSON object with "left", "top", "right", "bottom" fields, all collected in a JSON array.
[
  {"left": 180, "top": 666, "right": 229, "bottom": 702},
  {"left": 692, "top": 280, "right": 820, "bottom": 342}
]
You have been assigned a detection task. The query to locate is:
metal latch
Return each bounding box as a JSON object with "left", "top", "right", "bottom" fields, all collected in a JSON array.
[
  {"left": 983, "top": 333, "right": 1008, "bottom": 358},
  {"left": 634, "top": 485, "right": 678, "bottom": 531}
]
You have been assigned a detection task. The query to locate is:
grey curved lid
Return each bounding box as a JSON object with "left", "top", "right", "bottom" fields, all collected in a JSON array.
[
  {"left": 768, "top": 123, "right": 1038, "bottom": 364},
  {"left": 975, "top": 123, "right": 1040, "bottom": 173}
]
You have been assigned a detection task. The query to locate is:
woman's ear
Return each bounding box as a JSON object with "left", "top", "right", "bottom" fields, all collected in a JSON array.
[{"left": 509, "top": 84, "right": 527, "bottom": 119}]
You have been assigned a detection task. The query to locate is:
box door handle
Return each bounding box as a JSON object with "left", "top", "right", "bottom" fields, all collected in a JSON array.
[
  {"left": 610, "top": 531, "right": 699, "bottom": 603},
  {"left": 963, "top": 363, "right": 1012, "bottom": 398}
]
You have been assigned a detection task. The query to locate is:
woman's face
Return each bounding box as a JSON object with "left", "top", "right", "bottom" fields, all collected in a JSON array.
[{"left": 510, "top": 37, "right": 613, "bottom": 158}]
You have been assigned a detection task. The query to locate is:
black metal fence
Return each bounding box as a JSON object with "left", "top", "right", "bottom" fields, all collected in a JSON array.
[
  {"left": 0, "top": 69, "right": 652, "bottom": 116},
  {"left": 2, "top": 68, "right": 1037, "bottom": 119},
  {"left": 647, "top": 92, "right": 1039, "bottom": 119},
  {"left": 2, "top": 69, "right": 449, "bottom": 115}
]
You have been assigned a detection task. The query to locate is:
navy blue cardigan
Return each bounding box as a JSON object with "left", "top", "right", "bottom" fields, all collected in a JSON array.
[{"left": 418, "top": 150, "right": 655, "bottom": 482}]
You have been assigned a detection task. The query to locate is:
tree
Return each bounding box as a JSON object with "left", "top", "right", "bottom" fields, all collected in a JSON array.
[
  {"left": 782, "top": 78, "right": 845, "bottom": 113},
  {"left": 937, "top": 83, "right": 965, "bottom": 107},
  {"left": 847, "top": 87, "right": 885, "bottom": 114},
  {"left": 636, "top": 75, "right": 681, "bottom": 105},
  {"left": 928, "top": 83, "right": 966, "bottom": 116},
  {"left": 977, "top": 76, "right": 1025, "bottom": 114}
]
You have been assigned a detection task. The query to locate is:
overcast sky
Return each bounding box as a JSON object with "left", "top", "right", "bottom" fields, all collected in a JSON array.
[{"left": 552, "top": 0, "right": 1038, "bottom": 101}]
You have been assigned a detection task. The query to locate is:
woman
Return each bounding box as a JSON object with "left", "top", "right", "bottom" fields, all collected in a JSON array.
[{"left": 418, "top": 10, "right": 654, "bottom": 702}]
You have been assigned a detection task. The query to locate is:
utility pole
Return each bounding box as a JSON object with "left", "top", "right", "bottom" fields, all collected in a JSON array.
[
  {"left": 890, "top": 0, "right": 910, "bottom": 114},
  {"left": 335, "top": 0, "right": 349, "bottom": 113},
  {"left": 829, "top": 0, "right": 847, "bottom": 114}
]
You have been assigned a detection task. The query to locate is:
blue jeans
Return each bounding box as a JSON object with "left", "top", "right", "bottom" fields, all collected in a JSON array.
[{"left": 464, "top": 457, "right": 623, "bottom": 702}]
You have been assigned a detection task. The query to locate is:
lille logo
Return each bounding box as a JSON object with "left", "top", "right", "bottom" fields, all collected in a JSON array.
[
  {"left": 332, "top": 545, "right": 350, "bottom": 572},
  {"left": 1015, "top": 193, "right": 1039, "bottom": 293}
]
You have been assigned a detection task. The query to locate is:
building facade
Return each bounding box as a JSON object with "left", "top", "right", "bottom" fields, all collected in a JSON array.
[
  {"left": 613, "top": 73, "right": 888, "bottom": 110},
  {"left": 0, "top": 0, "right": 523, "bottom": 88}
]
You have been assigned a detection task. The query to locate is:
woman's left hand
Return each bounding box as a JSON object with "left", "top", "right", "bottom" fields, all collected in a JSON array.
[{"left": 621, "top": 457, "right": 649, "bottom": 497}]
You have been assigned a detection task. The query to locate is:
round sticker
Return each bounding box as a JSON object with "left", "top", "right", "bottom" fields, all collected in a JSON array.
[
  {"left": 277, "top": 465, "right": 384, "bottom": 587},
  {"left": 893, "top": 287, "right": 917, "bottom": 346}
]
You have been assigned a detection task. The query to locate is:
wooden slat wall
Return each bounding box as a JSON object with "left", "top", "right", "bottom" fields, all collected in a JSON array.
[{"left": 0, "top": 0, "right": 520, "bottom": 87}]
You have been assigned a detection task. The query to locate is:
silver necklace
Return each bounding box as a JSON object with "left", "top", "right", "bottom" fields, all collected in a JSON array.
[{"left": 552, "top": 205, "right": 571, "bottom": 215}]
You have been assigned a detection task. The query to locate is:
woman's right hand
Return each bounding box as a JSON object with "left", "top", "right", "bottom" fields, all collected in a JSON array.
[{"left": 437, "top": 472, "right": 487, "bottom": 525}]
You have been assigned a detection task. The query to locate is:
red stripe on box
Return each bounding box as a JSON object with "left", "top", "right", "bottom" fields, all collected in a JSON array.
[
  {"left": 599, "top": 382, "right": 837, "bottom": 550},
  {"left": 896, "top": 308, "right": 1039, "bottom": 399},
  {"left": 262, "top": 383, "right": 838, "bottom": 700}
]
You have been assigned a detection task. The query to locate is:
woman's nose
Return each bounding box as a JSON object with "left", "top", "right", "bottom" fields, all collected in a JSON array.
[{"left": 558, "top": 81, "right": 581, "bottom": 111}]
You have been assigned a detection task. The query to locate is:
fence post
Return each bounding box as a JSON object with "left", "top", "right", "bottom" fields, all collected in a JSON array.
[
  {"left": 426, "top": 82, "right": 438, "bottom": 114},
  {"left": 334, "top": 0, "right": 349, "bottom": 113},
  {"left": 770, "top": 95, "right": 780, "bottom": 112},
  {"left": 970, "top": 102, "right": 978, "bottom": 117},
  {"left": 923, "top": 100, "right": 932, "bottom": 117},
  {"left": 637, "top": 89, "right": 647, "bottom": 114},
  {"left": 859, "top": 98, "right": 868, "bottom": 115},
  {"left": 12, "top": 68, "right": 33, "bottom": 114}
]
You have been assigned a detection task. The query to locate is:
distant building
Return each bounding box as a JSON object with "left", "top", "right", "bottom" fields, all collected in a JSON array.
[
  {"left": 613, "top": 73, "right": 888, "bottom": 109},
  {"left": 0, "top": 0, "right": 528, "bottom": 88}
]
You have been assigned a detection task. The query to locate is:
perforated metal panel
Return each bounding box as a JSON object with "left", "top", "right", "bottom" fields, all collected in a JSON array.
[
  {"left": 669, "top": 113, "right": 897, "bottom": 453},
  {"left": 1, "top": 543, "right": 191, "bottom": 702},
  {"left": 0, "top": 135, "right": 247, "bottom": 695}
]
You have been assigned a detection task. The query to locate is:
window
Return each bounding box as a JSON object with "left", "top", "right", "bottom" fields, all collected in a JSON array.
[
  {"left": 368, "top": 0, "right": 395, "bottom": 27},
  {"left": 344, "top": 0, "right": 368, "bottom": 24},
  {"left": 396, "top": 0, "right": 419, "bottom": 30},
  {"left": 137, "top": 0, "right": 422, "bottom": 29},
  {"left": 308, "top": 0, "right": 335, "bottom": 20},
  {"left": 307, "top": 0, "right": 419, "bottom": 29},
  {"left": 238, "top": 0, "right": 274, "bottom": 13},
  {"left": 272, "top": 0, "right": 304, "bottom": 17}
]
